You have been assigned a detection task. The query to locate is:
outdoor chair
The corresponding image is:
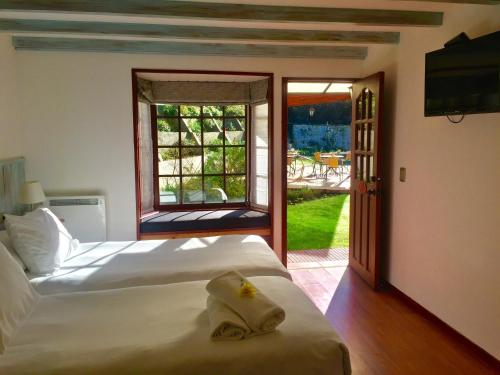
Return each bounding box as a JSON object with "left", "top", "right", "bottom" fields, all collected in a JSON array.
[
  {"left": 287, "top": 156, "right": 296, "bottom": 177},
  {"left": 312, "top": 152, "right": 325, "bottom": 177},
  {"left": 341, "top": 152, "right": 351, "bottom": 175},
  {"left": 325, "top": 156, "right": 342, "bottom": 179}
]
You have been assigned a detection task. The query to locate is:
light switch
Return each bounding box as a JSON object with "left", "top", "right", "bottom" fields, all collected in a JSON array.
[{"left": 400, "top": 167, "right": 406, "bottom": 182}]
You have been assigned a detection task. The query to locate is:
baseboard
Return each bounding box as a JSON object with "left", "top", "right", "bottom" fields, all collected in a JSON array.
[{"left": 383, "top": 281, "right": 500, "bottom": 368}]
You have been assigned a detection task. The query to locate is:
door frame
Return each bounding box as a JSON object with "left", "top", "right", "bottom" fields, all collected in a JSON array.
[{"left": 281, "top": 77, "right": 355, "bottom": 267}]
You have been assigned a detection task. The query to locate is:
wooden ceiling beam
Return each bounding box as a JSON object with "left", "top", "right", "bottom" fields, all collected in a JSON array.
[
  {"left": 12, "top": 36, "right": 369, "bottom": 59},
  {"left": 0, "top": 19, "right": 400, "bottom": 44},
  {"left": 0, "top": 0, "right": 443, "bottom": 26},
  {"left": 393, "top": 0, "right": 499, "bottom": 4}
]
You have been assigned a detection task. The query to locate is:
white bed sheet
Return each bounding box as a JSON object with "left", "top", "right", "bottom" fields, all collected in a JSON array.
[
  {"left": 1, "top": 276, "right": 350, "bottom": 375},
  {"left": 29, "top": 235, "right": 290, "bottom": 295}
]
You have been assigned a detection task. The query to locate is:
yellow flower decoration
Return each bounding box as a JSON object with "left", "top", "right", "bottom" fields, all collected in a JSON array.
[{"left": 239, "top": 280, "right": 257, "bottom": 298}]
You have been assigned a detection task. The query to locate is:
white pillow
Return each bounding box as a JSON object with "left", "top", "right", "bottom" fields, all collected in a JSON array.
[
  {"left": 0, "top": 230, "right": 26, "bottom": 271},
  {"left": 0, "top": 242, "right": 40, "bottom": 354},
  {"left": 5, "top": 208, "right": 77, "bottom": 275}
]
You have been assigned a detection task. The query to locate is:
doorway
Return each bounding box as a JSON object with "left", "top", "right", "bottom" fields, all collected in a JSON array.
[
  {"left": 282, "top": 78, "right": 352, "bottom": 271},
  {"left": 282, "top": 73, "right": 384, "bottom": 289}
]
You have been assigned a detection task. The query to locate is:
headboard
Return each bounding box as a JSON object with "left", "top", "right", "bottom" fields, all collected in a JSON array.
[{"left": 0, "top": 157, "right": 26, "bottom": 216}]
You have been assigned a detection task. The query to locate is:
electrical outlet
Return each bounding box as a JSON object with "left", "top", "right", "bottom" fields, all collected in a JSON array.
[{"left": 400, "top": 167, "right": 406, "bottom": 182}]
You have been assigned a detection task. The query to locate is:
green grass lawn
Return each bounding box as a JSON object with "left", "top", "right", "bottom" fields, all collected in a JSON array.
[{"left": 287, "top": 194, "right": 350, "bottom": 250}]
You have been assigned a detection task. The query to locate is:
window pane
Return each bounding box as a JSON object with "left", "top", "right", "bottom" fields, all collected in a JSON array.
[
  {"left": 157, "top": 104, "right": 178, "bottom": 117},
  {"left": 180, "top": 105, "right": 201, "bottom": 117},
  {"left": 203, "top": 119, "right": 223, "bottom": 145},
  {"left": 181, "top": 148, "right": 202, "bottom": 174},
  {"left": 224, "top": 118, "right": 245, "bottom": 131},
  {"left": 157, "top": 118, "right": 179, "bottom": 146},
  {"left": 204, "top": 176, "right": 225, "bottom": 203},
  {"left": 203, "top": 106, "right": 223, "bottom": 117},
  {"left": 158, "top": 148, "right": 179, "bottom": 175},
  {"left": 182, "top": 176, "right": 203, "bottom": 204},
  {"left": 159, "top": 177, "right": 180, "bottom": 204},
  {"left": 225, "top": 147, "right": 246, "bottom": 173},
  {"left": 226, "top": 176, "right": 246, "bottom": 203},
  {"left": 224, "top": 105, "right": 245, "bottom": 117},
  {"left": 225, "top": 118, "right": 246, "bottom": 145},
  {"left": 181, "top": 118, "right": 201, "bottom": 146},
  {"left": 204, "top": 147, "right": 224, "bottom": 174}
]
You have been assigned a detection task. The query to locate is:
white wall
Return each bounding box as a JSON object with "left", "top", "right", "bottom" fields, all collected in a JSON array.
[
  {"left": 364, "top": 5, "right": 500, "bottom": 359},
  {"left": 0, "top": 34, "right": 21, "bottom": 159},
  {"left": 12, "top": 49, "right": 363, "bottom": 241}
]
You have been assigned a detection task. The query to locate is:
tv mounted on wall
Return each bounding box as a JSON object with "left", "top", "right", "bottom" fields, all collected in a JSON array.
[{"left": 425, "top": 31, "right": 500, "bottom": 117}]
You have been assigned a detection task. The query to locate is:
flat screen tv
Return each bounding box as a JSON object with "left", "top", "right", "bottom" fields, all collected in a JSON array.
[{"left": 425, "top": 31, "right": 500, "bottom": 117}]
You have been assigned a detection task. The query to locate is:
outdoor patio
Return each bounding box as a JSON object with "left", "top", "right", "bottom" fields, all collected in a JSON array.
[{"left": 287, "top": 154, "right": 351, "bottom": 192}]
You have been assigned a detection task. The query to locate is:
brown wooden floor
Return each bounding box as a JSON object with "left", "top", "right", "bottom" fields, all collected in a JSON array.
[{"left": 289, "top": 266, "right": 500, "bottom": 375}]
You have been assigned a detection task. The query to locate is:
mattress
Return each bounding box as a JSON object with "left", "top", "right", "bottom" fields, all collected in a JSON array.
[
  {"left": 0, "top": 276, "right": 350, "bottom": 375},
  {"left": 29, "top": 235, "right": 290, "bottom": 295}
]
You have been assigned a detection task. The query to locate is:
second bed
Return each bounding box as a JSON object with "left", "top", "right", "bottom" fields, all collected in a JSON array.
[{"left": 29, "top": 234, "right": 290, "bottom": 295}]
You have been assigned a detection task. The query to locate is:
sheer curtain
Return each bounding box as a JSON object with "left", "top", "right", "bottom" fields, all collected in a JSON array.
[
  {"left": 250, "top": 103, "right": 269, "bottom": 209},
  {"left": 138, "top": 102, "right": 154, "bottom": 214}
]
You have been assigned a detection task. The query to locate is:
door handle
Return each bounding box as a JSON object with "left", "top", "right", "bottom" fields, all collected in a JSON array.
[{"left": 368, "top": 176, "right": 381, "bottom": 195}]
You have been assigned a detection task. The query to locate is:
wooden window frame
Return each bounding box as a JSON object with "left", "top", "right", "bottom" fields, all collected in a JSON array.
[
  {"left": 152, "top": 104, "right": 249, "bottom": 210},
  {"left": 132, "top": 68, "right": 274, "bottom": 246}
]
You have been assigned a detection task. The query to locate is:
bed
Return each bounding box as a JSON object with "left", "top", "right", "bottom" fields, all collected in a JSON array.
[
  {"left": 1, "top": 276, "right": 350, "bottom": 375},
  {"left": 29, "top": 234, "right": 290, "bottom": 295}
]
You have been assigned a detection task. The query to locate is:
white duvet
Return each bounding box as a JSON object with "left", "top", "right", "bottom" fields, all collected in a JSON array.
[
  {"left": 0, "top": 276, "right": 350, "bottom": 375},
  {"left": 29, "top": 235, "right": 290, "bottom": 295}
]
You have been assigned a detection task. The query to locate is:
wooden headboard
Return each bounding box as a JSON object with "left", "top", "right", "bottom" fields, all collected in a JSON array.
[{"left": 0, "top": 157, "right": 26, "bottom": 216}]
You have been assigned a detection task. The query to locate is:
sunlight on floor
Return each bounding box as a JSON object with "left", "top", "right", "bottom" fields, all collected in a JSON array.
[{"left": 289, "top": 265, "right": 347, "bottom": 314}]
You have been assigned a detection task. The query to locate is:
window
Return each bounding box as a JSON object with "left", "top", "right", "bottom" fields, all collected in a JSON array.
[{"left": 154, "top": 104, "right": 247, "bottom": 206}]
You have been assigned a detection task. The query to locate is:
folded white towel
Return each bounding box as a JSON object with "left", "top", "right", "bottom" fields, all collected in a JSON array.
[
  {"left": 206, "top": 271, "right": 285, "bottom": 334},
  {"left": 206, "top": 295, "right": 249, "bottom": 341}
]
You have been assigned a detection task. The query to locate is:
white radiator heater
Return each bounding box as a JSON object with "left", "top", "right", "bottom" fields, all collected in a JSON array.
[{"left": 43, "top": 196, "right": 107, "bottom": 242}]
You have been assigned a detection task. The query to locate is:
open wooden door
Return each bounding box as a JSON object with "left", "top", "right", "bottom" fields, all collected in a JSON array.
[{"left": 349, "top": 72, "right": 384, "bottom": 289}]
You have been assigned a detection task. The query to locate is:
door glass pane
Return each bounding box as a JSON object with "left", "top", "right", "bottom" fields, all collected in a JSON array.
[
  {"left": 203, "top": 118, "right": 223, "bottom": 145},
  {"left": 356, "top": 124, "right": 362, "bottom": 150},
  {"left": 159, "top": 177, "right": 180, "bottom": 204},
  {"left": 182, "top": 176, "right": 203, "bottom": 204},
  {"left": 158, "top": 148, "right": 179, "bottom": 175},
  {"left": 356, "top": 155, "right": 363, "bottom": 180},
  {"left": 226, "top": 176, "right": 246, "bottom": 203},
  {"left": 181, "top": 118, "right": 201, "bottom": 146},
  {"left": 365, "top": 156, "right": 371, "bottom": 182},
  {"left": 363, "top": 123, "right": 369, "bottom": 151},
  {"left": 356, "top": 96, "right": 363, "bottom": 119},
  {"left": 371, "top": 93, "right": 376, "bottom": 119},
  {"left": 225, "top": 147, "right": 246, "bottom": 173},
  {"left": 362, "top": 90, "right": 368, "bottom": 119},
  {"left": 370, "top": 156, "right": 374, "bottom": 180},
  {"left": 181, "top": 148, "right": 202, "bottom": 174},
  {"left": 370, "top": 126, "right": 375, "bottom": 152},
  {"left": 204, "top": 147, "right": 224, "bottom": 174},
  {"left": 367, "top": 91, "right": 373, "bottom": 120},
  {"left": 157, "top": 118, "right": 179, "bottom": 146},
  {"left": 204, "top": 176, "right": 225, "bottom": 203},
  {"left": 180, "top": 105, "right": 201, "bottom": 117}
]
